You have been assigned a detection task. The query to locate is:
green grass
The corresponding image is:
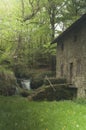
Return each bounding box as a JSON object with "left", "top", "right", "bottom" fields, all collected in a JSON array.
[{"left": 0, "top": 96, "right": 86, "bottom": 130}]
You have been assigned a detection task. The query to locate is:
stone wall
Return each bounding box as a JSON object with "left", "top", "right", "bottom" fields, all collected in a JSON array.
[
  {"left": 74, "top": 76, "right": 86, "bottom": 98},
  {"left": 56, "top": 20, "right": 86, "bottom": 98}
]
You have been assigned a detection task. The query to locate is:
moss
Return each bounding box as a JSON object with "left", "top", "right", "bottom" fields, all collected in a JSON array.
[{"left": 0, "top": 66, "right": 18, "bottom": 96}]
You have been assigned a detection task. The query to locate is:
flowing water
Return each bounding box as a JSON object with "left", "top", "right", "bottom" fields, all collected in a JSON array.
[{"left": 21, "top": 79, "right": 31, "bottom": 90}]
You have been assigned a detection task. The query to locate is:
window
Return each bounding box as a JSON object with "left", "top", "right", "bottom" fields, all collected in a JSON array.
[{"left": 69, "top": 62, "right": 73, "bottom": 83}]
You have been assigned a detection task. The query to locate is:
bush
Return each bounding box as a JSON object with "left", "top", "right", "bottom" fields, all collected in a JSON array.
[
  {"left": 29, "top": 84, "right": 77, "bottom": 101},
  {"left": 44, "top": 78, "right": 67, "bottom": 85},
  {"left": 30, "top": 74, "right": 44, "bottom": 89},
  {"left": 30, "top": 70, "right": 55, "bottom": 89},
  {"left": 14, "top": 63, "right": 32, "bottom": 79},
  {"left": 0, "top": 67, "right": 18, "bottom": 96},
  {"left": 19, "top": 89, "right": 30, "bottom": 97},
  {"left": 74, "top": 98, "right": 86, "bottom": 105},
  {"left": 41, "top": 71, "right": 56, "bottom": 77}
]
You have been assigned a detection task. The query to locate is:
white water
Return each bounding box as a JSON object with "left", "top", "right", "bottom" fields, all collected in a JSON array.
[{"left": 21, "top": 79, "right": 31, "bottom": 90}]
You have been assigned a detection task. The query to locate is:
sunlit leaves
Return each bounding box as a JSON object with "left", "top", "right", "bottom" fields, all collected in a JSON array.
[{"left": 0, "top": 0, "right": 85, "bottom": 68}]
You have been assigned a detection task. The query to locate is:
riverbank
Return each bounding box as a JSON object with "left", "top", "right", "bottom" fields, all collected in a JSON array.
[{"left": 0, "top": 96, "right": 86, "bottom": 130}]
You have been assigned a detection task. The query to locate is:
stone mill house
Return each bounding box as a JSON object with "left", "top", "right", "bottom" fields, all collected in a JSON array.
[{"left": 51, "top": 14, "right": 86, "bottom": 98}]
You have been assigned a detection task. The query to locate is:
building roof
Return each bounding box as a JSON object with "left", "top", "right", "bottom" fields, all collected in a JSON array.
[{"left": 51, "top": 14, "right": 86, "bottom": 44}]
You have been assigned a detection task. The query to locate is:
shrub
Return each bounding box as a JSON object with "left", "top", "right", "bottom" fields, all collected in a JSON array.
[
  {"left": 30, "top": 75, "right": 44, "bottom": 89},
  {"left": 14, "top": 64, "right": 32, "bottom": 79},
  {"left": 30, "top": 84, "right": 77, "bottom": 101},
  {"left": 44, "top": 78, "right": 67, "bottom": 85},
  {"left": 19, "top": 89, "right": 30, "bottom": 97},
  {"left": 30, "top": 70, "right": 56, "bottom": 89},
  {"left": 74, "top": 98, "right": 86, "bottom": 105},
  {"left": 0, "top": 67, "right": 18, "bottom": 96}
]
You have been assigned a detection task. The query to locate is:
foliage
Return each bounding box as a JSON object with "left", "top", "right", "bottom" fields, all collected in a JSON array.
[
  {"left": 28, "top": 84, "right": 76, "bottom": 101},
  {"left": 0, "top": 96, "right": 86, "bottom": 130},
  {"left": 44, "top": 78, "right": 67, "bottom": 85},
  {"left": 18, "top": 87, "right": 32, "bottom": 97},
  {"left": 30, "top": 69, "right": 56, "bottom": 89},
  {"left": 0, "top": 67, "right": 18, "bottom": 96},
  {"left": 0, "top": 0, "right": 86, "bottom": 69},
  {"left": 74, "top": 98, "right": 86, "bottom": 105},
  {"left": 30, "top": 74, "right": 44, "bottom": 89}
]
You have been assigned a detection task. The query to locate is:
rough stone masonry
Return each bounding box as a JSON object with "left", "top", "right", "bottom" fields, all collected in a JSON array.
[{"left": 51, "top": 14, "right": 86, "bottom": 98}]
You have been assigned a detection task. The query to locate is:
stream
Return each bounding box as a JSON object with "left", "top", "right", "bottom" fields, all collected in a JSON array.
[{"left": 21, "top": 79, "right": 31, "bottom": 90}]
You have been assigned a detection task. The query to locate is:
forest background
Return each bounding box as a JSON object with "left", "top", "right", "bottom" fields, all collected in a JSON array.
[{"left": 0, "top": 0, "right": 86, "bottom": 75}]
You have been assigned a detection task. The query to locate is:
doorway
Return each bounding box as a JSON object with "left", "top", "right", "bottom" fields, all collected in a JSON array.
[{"left": 69, "top": 62, "right": 73, "bottom": 83}]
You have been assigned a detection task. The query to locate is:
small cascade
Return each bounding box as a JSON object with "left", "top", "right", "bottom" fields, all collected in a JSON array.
[
  {"left": 21, "top": 79, "right": 31, "bottom": 90},
  {"left": 15, "top": 87, "right": 20, "bottom": 94}
]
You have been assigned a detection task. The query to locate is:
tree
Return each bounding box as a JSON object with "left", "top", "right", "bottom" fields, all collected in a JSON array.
[
  {"left": 61, "top": 0, "right": 86, "bottom": 28},
  {"left": 0, "top": 0, "right": 85, "bottom": 71}
]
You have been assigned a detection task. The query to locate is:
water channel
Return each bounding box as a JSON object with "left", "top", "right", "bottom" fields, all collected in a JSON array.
[{"left": 21, "top": 79, "right": 31, "bottom": 90}]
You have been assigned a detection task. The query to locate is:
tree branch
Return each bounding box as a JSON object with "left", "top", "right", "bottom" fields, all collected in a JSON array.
[{"left": 23, "top": 0, "right": 40, "bottom": 22}]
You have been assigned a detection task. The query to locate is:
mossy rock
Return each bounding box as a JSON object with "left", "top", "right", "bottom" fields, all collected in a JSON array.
[{"left": 0, "top": 67, "right": 18, "bottom": 96}]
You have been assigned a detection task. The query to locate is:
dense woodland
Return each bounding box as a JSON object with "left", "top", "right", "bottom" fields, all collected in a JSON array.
[
  {"left": 0, "top": 0, "right": 86, "bottom": 95},
  {"left": 0, "top": 0, "right": 86, "bottom": 70}
]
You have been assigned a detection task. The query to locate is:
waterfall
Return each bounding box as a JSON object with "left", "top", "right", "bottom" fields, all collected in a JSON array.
[
  {"left": 21, "top": 79, "right": 31, "bottom": 90},
  {"left": 15, "top": 87, "right": 19, "bottom": 94}
]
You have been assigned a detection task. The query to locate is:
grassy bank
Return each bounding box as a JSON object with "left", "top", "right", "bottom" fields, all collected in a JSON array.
[{"left": 0, "top": 96, "right": 86, "bottom": 130}]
